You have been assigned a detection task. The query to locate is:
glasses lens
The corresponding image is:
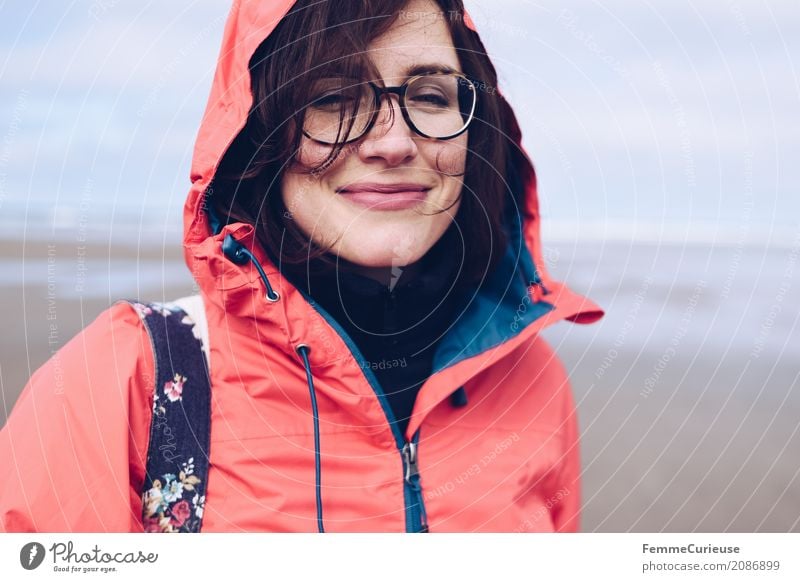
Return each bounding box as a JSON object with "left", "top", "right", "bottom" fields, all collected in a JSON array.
[
  {"left": 303, "top": 74, "right": 477, "bottom": 143},
  {"left": 405, "top": 74, "right": 476, "bottom": 138},
  {"left": 304, "top": 78, "right": 373, "bottom": 144}
]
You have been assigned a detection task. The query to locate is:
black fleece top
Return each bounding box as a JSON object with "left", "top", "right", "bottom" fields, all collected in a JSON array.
[{"left": 288, "top": 232, "right": 465, "bottom": 436}]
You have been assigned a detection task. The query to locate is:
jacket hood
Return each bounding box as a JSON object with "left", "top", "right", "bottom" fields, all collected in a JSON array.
[{"left": 182, "top": 0, "right": 602, "bottom": 370}]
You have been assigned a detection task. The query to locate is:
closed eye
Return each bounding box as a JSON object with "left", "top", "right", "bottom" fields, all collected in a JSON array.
[
  {"left": 311, "top": 92, "right": 355, "bottom": 110},
  {"left": 410, "top": 93, "right": 450, "bottom": 108}
]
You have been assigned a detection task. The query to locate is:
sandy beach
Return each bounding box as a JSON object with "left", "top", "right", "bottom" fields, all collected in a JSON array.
[
  {"left": 2, "top": 236, "right": 798, "bottom": 532},
  {"left": 0, "top": 237, "right": 194, "bottom": 427},
  {"left": 542, "top": 237, "right": 800, "bottom": 532}
]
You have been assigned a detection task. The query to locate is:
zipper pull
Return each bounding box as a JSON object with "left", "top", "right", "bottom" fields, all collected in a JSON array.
[
  {"left": 402, "top": 440, "right": 428, "bottom": 532},
  {"left": 402, "top": 442, "right": 419, "bottom": 485}
]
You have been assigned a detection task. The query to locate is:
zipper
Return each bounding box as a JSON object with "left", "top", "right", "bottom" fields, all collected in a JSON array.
[
  {"left": 296, "top": 289, "right": 429, "bottom": 532},
  {"left": 383, "top": 287, "right": 427, "bottom": 530},
  {"left": 402, "top": 433, "right": 428, "bottom": 532}
]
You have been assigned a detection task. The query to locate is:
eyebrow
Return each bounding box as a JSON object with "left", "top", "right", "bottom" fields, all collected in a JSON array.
[
  {"left": 404, "top": 63, "right": 461, "bottom": 77},
  {"left": 320, "top": 63, "right": 462, "bottom": 81}
]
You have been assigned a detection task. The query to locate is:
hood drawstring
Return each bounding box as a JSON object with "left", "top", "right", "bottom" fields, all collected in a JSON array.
[
  {"left": 222, "top": 234, "right": 326, "bottom": 531},
  {"left": 296, "top": 344, "right": 325, "bottom": 533},
  {"left": 222, "top": 234, "right": 281, "bottom": 302}
]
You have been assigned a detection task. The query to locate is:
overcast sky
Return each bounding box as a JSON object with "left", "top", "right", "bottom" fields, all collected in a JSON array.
[{"left": 1, "top": 1, "right": 797, "bottom": 243}]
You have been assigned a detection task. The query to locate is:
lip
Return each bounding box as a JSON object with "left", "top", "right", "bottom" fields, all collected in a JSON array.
[{"left": 337, "top": 182, "right": 431, "bottom": 211}]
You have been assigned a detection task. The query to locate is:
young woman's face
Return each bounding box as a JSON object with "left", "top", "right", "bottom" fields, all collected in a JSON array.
[{"left": 281, "top": 0, "right": 468, "bottom": 273}]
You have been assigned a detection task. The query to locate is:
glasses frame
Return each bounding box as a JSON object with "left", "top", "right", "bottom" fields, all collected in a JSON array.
[{"left": 301, "top": 72, "right": 481, "bottom": 145}]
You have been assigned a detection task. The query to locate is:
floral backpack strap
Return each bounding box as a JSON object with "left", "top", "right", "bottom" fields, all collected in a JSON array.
[{"left": 124, "top": 298, "right": 211, "bottom": 533}]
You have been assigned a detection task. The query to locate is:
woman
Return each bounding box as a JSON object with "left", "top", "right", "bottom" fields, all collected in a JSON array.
[{"left": 0, "top": 0, "right": 601, "bottom": 532}]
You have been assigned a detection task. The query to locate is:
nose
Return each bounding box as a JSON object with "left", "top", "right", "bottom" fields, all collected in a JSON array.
[{"left": 357, "top": 94, "right": 418, "bottom": 166}]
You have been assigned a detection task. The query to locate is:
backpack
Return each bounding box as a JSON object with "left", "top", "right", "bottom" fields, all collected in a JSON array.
[{"left": 123, "top": 296, "right": 211, "bottom": 533}]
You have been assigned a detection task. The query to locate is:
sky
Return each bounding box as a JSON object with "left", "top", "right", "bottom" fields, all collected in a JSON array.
[{"left": 0, "top": 0, "right": 797, "bottom": 244}]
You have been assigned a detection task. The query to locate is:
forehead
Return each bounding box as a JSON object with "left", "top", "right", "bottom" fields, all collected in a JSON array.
[{"left": 366, "top": 0, "right": 461, "bottom": 83}]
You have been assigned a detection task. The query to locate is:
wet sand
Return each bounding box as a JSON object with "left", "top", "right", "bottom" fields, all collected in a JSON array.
[{"left": 0, "top": 238, "right": 194, "bottom": 426}]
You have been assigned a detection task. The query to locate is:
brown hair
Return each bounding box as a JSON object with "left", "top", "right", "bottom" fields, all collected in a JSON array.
[{"left": 210, "top": 0, "right": 523, "bottom": 286}]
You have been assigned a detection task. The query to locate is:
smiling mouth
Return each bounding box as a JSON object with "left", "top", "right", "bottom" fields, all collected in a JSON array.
[{"left": 337, "top": 183, "right": 432, "bottom": 211}]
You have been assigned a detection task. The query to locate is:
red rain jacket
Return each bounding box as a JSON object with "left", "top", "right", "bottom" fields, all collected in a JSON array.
[{"left": 0, "top": 0, "right": 602, "bottom": 532}]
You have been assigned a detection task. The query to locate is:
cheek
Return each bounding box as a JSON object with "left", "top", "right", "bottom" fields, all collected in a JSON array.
[
  {"left": 429, "top": 135, "right": 468, "bottom": 177},
  {"left": 428, "top": 137, "right": 468, "bottom": 210},
  {"left": 281, "top": 143, "right": 338, "bottom": 216},
  {"left": 280, "top": 172, "right": 304, "bottom": 217},
  {"left": 295, "top": 138, "right": 354, "bottom": 170},
  {"left": 294, "top": 141, "right": 330, "bottom": 169}
]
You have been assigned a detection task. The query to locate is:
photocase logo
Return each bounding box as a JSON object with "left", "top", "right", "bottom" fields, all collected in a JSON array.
[{"left": 20, "top": 542, "right": 46, "bottom": 570}]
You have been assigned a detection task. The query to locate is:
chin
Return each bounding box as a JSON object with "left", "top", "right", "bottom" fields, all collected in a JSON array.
[{"left": 336, "top": 232, "right": 429, "bottom": 269}]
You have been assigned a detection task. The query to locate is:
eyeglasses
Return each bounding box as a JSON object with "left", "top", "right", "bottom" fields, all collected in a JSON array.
[{"left": 302, "top": 72, "right": 480, "bottom": 144}]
